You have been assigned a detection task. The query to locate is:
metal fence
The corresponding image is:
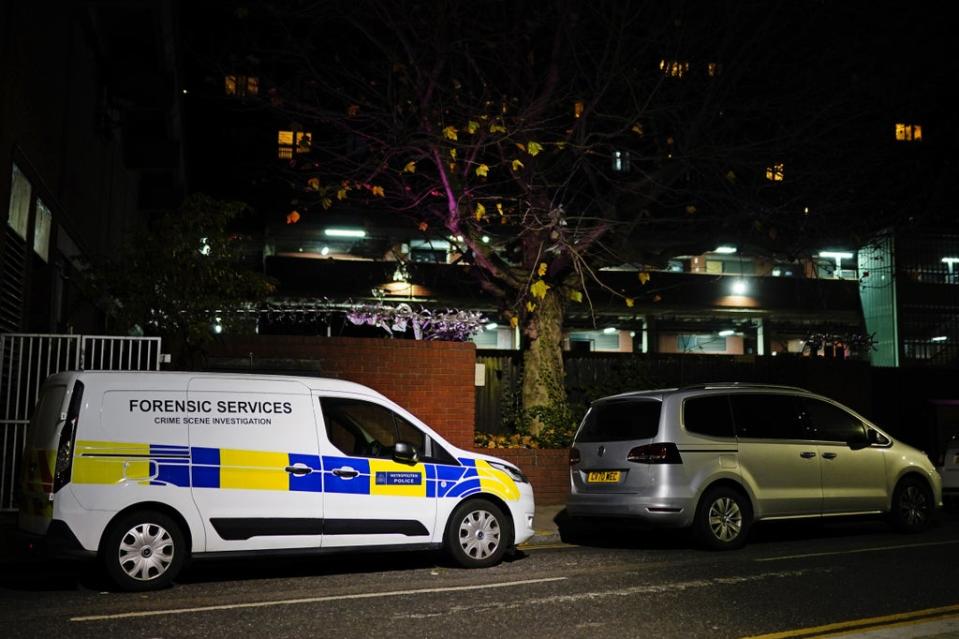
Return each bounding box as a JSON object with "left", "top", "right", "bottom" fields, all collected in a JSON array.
[{"left": 0, "top": 334, "right": 162, "bottom": 511}]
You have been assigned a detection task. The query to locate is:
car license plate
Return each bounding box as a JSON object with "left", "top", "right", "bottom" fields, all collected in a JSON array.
[{"left": 587, "top": 471, "right": 621, "bottom": 483}]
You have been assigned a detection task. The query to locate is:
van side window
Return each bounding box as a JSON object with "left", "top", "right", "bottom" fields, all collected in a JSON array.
[
  {"left": 683, "top": 396, "right": 734, "bottom": 438},
  {"left": 729, "top": 394, "right": 806, "bottom": 440},
  {"left": 800, "top": 398, "right": 866, "bottom": 443},
  {"left": 576, "top": 400, "right": 662, "bottom": 443},
  {"left": 320, "top": 398, "right": 426, "bottom": 460}
]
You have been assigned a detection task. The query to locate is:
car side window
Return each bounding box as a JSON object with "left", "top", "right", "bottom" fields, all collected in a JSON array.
[
  {"left": 729, "top": 394, "right": 806, "bottom": 440},
  {"left": 683, "top": 395, "right": 734, "bottom": 438},
  {"left": 320, "top": 398, "right": 425, "bottom": 459},
  {"left": 800, "top": 398, "right": 866, "bottom": 443}
]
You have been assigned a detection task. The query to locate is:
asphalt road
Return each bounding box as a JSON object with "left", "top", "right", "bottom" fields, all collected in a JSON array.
[{"left": 2, "top": 513, "right": 959, "bottom": 639}]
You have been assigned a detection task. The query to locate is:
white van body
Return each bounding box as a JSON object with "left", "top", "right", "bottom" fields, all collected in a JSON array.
[{"left": 18, "top": 371, "right": 535, "bottom": 589}]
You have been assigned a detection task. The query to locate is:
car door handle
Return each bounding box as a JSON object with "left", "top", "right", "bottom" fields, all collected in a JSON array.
[
  {"left": 284, "top": 465, "right": 313, "bottom": 475},
  {"left": 800, "top": 451, "right": 817, "bottom": 459},
  {"left": 332, "top": 468, "right": 359, "bottom": 478},
  {"left": 821, "top": 452, "right": 838, "bottom": 460}
]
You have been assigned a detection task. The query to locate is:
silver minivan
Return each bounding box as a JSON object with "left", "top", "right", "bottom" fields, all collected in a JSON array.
[{"left": 567, "top": 383, "right": 942, "bottom": 549}]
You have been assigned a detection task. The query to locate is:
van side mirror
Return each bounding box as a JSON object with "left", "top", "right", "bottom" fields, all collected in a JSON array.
[
  {"left": 847, "top": 428, "right": 870, "bottom": 450},
  {"left": 393, "top": 441, "right": 418, "bottom": 464}
]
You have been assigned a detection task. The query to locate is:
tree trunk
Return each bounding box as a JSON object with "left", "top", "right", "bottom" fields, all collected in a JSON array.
[{"left": 521, "top": 287, "right": 566, "bottom": 435}]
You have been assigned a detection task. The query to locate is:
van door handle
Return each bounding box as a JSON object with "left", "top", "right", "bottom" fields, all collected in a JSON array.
[
  {"left": 332, "top": 468, "right": 359, "bottom": 478},
  {"left": 822, "top": 452, "right": 838, "bottom": 460},
  {"left": 800, "top": 451, "right": 816, "bottom": 459},
  {"left": 284, "top": 465, "right": 312, "bottom": 475}
]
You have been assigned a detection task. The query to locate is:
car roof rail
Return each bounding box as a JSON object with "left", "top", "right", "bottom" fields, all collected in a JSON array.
[{"left": 678, "top": 382, "right": 812, "bottom": 393}]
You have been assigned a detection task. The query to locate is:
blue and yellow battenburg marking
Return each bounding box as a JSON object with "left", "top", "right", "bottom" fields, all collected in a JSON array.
[{"left": 69, "top": 441, "right": 519, "bottom": 502}]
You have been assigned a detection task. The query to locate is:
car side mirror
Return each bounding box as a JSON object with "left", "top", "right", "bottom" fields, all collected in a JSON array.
[{"left": 393, "top": 441, "right": 418, "bottom": 464}]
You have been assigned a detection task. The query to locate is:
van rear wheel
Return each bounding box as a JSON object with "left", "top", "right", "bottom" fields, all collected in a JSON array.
[
  {"left": 694, "top": 486, "right": 752, "bottom": 550},
  {"left": 101, "top": 510, "right": 186, "bottom": 591},
  {"left": 445, "top": 499, "right": 511, "bottom": 568}
]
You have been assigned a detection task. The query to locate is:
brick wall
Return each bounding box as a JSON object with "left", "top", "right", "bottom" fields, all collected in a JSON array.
[
  {"left": 208, "top": 336, "right": 477, "bottom": 450},
  {"left": 474, "top": 447, "right": 571, "bottom": 506}
]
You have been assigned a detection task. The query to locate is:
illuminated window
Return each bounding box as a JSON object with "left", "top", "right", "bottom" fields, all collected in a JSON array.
[
  {"left": 225, "top": 75, "right": 259, "bottom": 97},
  {"left": 6, "top": 163, "right": 31, "bottom": 240},
  {"left": 765, "top": 162, "right": 784, "bottom": 182},
  {"left": 33, "top": 199, "right": 52, "bottom": 262},
  {"left": 574, "top": 100, "right": 584, "bottom": 118},
  {"left": 895, "top": 123, "right": 922, "bottom": 142},
  {"left": 659, "top": 59, "right": 690, "bottom": 78},
  {"left": 707, "top": 62, "right": 720, "bottom": 77},
  {"left": 612, "top": 150, "right": 631, "bottom": 172},
  {"left": 278, "top": 130, "right": 312, "bottom": 159}
]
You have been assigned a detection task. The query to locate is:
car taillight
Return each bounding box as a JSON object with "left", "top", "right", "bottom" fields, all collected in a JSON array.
[
  {"left": 569, "top": 448, "right": 581, "bottom": 465},
  {"left": 53, "top": 380, "right": 84, "bottom": 493},
  {"left": 627, "top": 443, "right": 682, "bottom": 464}
]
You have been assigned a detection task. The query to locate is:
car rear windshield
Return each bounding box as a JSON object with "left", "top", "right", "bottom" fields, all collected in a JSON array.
[{"left": 575, "top": 399, "right": 662, "bottom": 443}]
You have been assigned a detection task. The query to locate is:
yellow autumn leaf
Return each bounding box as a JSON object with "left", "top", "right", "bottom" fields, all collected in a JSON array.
[
  {"left": 337, "top": 188, "right": 348, "bottom": 201},
  {"left": 530, "top": 279, "right": 551, "bottom": 299},
  {"left": 496, "top": 202, "right": 504, "bottom": 216},
  {"left": 442, "top": 126, "right": 458, "bottom": 141},
  {"left": 631, "top": 122, "right": 644, "bottom": 135},
  {"left": 556, "top": 141, "right": 567, "bottom": 150},
  {"left": 515, "top": 142, "right": 526, "bottom": 152},
  {"left": 322, "top": 197, "right": 332, "bottom": 210},
  {"left": 527, "top": 141, "right": 543, "bottom": 156},
  {"left": 510, "top": 316, "right": 519, "bottom": 328},
  {"left": 625, "top": 297, "right": 635, "bottom": 308},
  {"left": 307, "top": 177, "right": 320, "bottom": 191},
  {"left": 526, "top": 301, "right": 536, "bottom": 312},
  {"left": 725, "top": 170, "right": 737, "bottom": 183},
  {"left": 686, "top": 205, "right": 697, "bottom": 214},
  {"left": 490, "top": 122, "right": 507, "bottom": 134},
  {"left": 371, "top": 185, "right": 385, "bottom": 197},
  {"left": 512, "top": 159, "right": 524, "bottom": 171},
  {"left": 403, "top": 161, "right": 417, "bottom": 173},
  {"left": 466, "top": 120, "right": 480, "bottom": 134},
  {"left": 475, "top": 163, "right": 489, "bottom": 177},
  {"left": 639, "top": 271, "right": 651, "bottom": 285},
  {"left": 537, "top": 262, "right": 547, "bottom": 276},
  {"left": 568, "top": 290, "right": 583, "bottom": 303},
  {"left": 449, "top": 162, "right": 456, "bottom": 172},
  {"left": 474, "top": 202, "right": 486, "bottom": 221},
  {"left": 449, "top": 148, "right": 457, "bottom": 159}
]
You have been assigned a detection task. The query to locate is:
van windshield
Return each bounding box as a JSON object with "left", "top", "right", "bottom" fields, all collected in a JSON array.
[{"left": 576, "top": 400, "right": 662, "bottom": 443}]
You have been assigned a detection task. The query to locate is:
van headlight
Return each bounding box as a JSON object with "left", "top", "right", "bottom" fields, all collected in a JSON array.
[{"left": 489, "top": 461, "right": 529, "bottom": 483}]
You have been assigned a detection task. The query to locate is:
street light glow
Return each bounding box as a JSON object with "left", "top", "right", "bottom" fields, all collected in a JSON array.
[
  {"left": 324, "top": 228, "right": 366, "bottom": 238},
  {"left": 718, "top": 329, "right": 735, "bottom": 337},
  {"left": 713, "top": 245, "right": 737, "bottom": 254},
  {"left": 603, "top": 327, "right": 618, "bottom": 334},
  {"left": 731, "top": 279, "right": 748, "bottom": 295}
]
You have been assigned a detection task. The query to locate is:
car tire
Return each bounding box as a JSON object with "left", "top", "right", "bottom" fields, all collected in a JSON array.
[
  {"left": 890, "top": 477, "right": 934, "bottom": 533},
  {"left": 445, "top": 498, "right": 512, "bottom": 568},
  {"left": 101, "top": 510, "right": 186, "bottom": 591},
  {"left": 694, "top": 486, "right": 752, "bottom": 551}
]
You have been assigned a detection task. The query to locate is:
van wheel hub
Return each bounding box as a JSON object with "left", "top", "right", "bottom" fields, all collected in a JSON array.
[{"left": 118, "top": 523, "right": 175, "bottom": 581}]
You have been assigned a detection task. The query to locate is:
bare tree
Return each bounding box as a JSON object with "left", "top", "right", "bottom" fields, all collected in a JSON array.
[{"left": 246, "top": 0, "right": 904, "bottom": 429}]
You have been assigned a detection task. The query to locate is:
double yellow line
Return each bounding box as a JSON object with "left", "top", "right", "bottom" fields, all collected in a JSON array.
[{"left": 743, "top": 603, "right": 959, "bottom": 638}]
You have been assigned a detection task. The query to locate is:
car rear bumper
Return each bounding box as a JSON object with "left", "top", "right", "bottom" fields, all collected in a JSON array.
[
  {"left": 15, "top": 519, "right": 96, "bottom": 559},
  {"left": 566, "top": 492, "right": 694, "bottom": 527}
]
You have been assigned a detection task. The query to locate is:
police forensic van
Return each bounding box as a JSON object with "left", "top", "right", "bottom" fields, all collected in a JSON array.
[{"left": 18, "top": 371, "right": 535, "bottom": 590}]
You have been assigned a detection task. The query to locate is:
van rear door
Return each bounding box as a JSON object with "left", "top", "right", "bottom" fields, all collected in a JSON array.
[{"left": 17, "top": 379, "right": 72, "bottom": 535}]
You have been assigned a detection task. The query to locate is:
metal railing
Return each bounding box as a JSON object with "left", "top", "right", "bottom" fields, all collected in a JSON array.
[{"left": 0, "top": 333, "right": 162, "bottom": 511}]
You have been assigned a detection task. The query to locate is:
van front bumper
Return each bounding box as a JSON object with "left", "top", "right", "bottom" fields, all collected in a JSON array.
[{"left": 566, "top": 492, "right": 694, "bottom": 528}]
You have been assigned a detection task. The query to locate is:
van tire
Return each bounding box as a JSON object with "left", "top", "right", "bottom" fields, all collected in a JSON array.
[
  {"left": 890, "top": 477, "right": 934, "bottom": 533},
  {"left": 694, "top": 486, "right": 752, "bottom": 550},
  {"left": 445, "top": 498, "right": 511, "bottom": 568},
  {"left": 101, "top": 510, "right": 186, "bottom": 591}
]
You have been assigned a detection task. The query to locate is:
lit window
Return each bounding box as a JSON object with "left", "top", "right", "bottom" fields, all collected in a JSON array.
[
  {"left": 225, "top": 74, "right": 259, "bottom": 97},
  {"left": 765, "top": 162, "right": 784, "bottom": 182},
  {"left": 574, "top": 100, "right": 584, "bottom": 118},
  {"left": 278, "top": 130, "right": 312, "bottom": 159},
  {"left": 895, "top": 123, "right": 922, "bottom": 142},
  {"left": 659, "top": 59, "right": 690, "bottom": 78},
  {"left": 612, "top": 150, "right": 631, "bottom": 172},
  {"left": 33, "top": 199, "right": 52, "bottom": 262},
  {"left": 6, "top": 163, "right": 31, "bottom": 240},
  {"left": 707, "top": 62, "right": 720, "bottom": 77}
]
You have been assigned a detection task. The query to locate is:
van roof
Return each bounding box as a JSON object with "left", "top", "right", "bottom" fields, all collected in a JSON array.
[{"left": 45, "top": 370, "right": 384, "bottom": 397}]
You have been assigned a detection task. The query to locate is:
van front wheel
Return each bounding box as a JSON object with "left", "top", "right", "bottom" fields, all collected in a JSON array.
[
  {"left": 101, "top": 510, "right": 186, "bottom": 591},
  {"left": 445, "top": 499, "right": 511, "bottom": 568}
]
